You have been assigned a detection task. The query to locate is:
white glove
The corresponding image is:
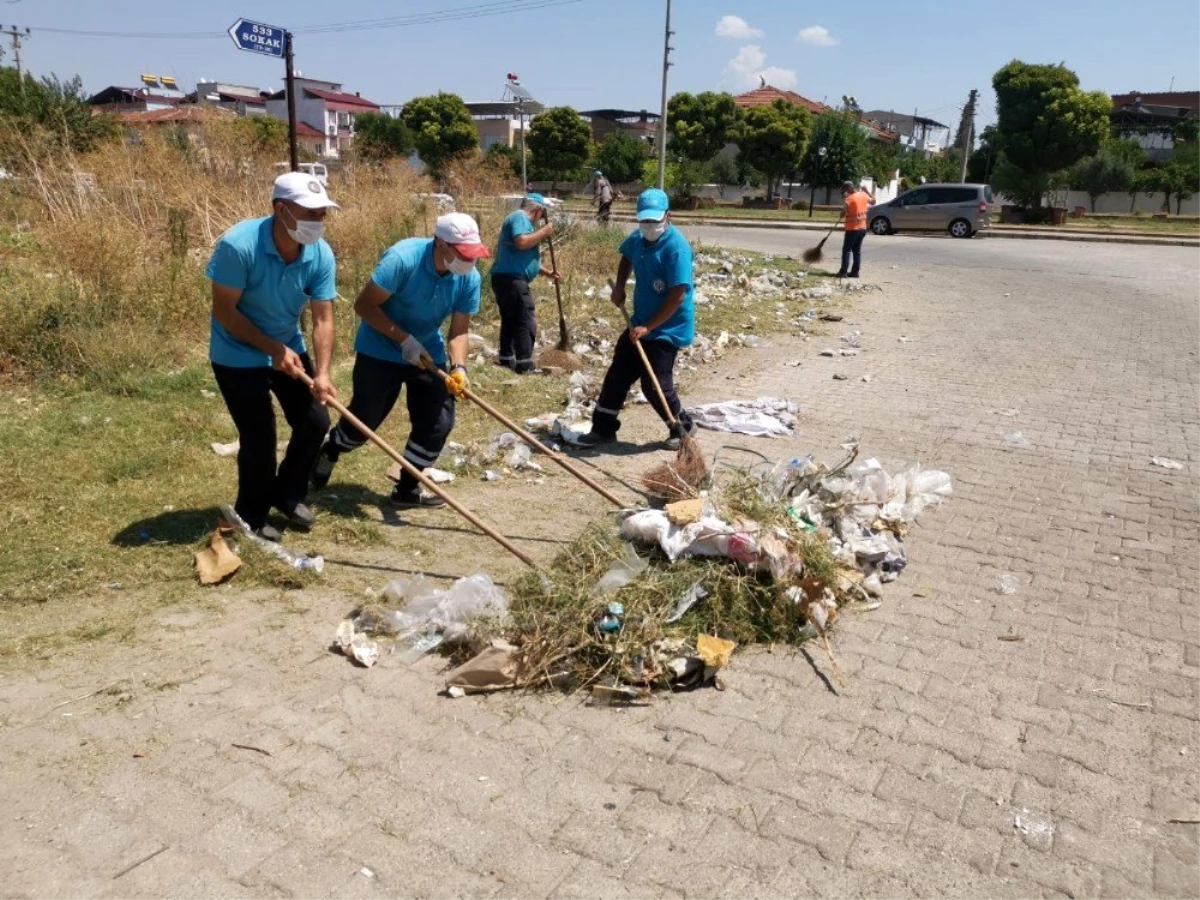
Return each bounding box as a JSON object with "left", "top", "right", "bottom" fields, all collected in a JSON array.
[{"left": 399, "top": 334, "right": 428, "bottom": 368}]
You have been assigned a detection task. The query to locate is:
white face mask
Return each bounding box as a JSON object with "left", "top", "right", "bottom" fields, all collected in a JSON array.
[
  {"left": 447, "top": 255, "right": 476, "bottom": 276},
  {"left": 640, "top": 220, "right": 668, "bottom": 242},
  {"left": 282, "top": 206, "right": 324, "bottom": 245}
]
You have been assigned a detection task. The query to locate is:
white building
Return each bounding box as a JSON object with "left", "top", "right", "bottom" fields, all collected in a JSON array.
[{"left": 265, "top": 77, "right": 381, "bottom": 159}]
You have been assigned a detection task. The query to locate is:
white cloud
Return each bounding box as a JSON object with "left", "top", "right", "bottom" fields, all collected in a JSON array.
[
  {"left": 722, "top": 44, "right": 798, "bottom": 92},
  {"left": 797, "top": 25, "right": 838, "bottom": 47},
  {"left": 714, "top": 15, "right": 763, "bottom": 40}
]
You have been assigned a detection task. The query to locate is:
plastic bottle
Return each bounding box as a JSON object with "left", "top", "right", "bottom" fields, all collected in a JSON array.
[{"left": 597, "top": 601, "right": 624, "bottom": 634}]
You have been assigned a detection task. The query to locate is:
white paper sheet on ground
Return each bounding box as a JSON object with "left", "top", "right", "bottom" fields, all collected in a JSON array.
[{"left": 687, "top": 397, "right": 798, "bottom": 438}]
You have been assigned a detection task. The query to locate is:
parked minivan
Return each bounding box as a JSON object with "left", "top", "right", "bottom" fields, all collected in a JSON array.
[
  {"left": 273, "top": 161, "right": 329, "bottom": 186},
  {"left": 868, "top": 183, "right": 993, "bottom": 238}
]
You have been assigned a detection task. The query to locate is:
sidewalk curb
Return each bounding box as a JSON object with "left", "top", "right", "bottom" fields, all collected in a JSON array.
[{"left": 595, "top": 213, "right": 1199, "bottom": 247}]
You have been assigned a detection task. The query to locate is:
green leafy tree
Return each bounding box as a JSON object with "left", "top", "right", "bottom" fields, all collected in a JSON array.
[
  {"left": 0, "top": 68, "right": 117, "bottom": 154},
  {"left": 592, "top": 129, "right": 648, "bottom": 184},
  {"left": 667, "top": 91, "right": 741, "bottom": 163},
  {"left": 966, "top": 124, "right": 999, "bottom": 184},
  {"left": 991, "top": 60, "right": 1111, "bottom": 207},
  {"left": 354, "top": 112, "right": 413, "bottom": 162},
  {"left": 401, "top": 92, "right": 478, "bottom": 181},
  {"left": 1157, "top": 141, "right": 1200, "bottom": 213},
  {"left": 734, "top": 99, "right": 810, "bottom": 200},
  {"left": 709, "top": 151, "right": 740, "bottom": 197},
  {"left": 801, "top": 110, "right": 869, "bottom": 204},
  {"left": 526, "top": 106, "right": 591, "bottom": 192},
  {"left": 1070, "top": 146, "right": 1137, "bottom": 212}
]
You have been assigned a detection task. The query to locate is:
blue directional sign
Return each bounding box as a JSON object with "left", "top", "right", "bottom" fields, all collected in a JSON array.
[{"left": 227, "top": 18, "right": 286, "bottom": 58}]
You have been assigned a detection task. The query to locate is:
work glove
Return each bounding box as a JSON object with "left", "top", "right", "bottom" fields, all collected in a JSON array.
[
  {"left": 444, "top": 365, "right": 469, "bottom": 398},
  {"left": 399, "top": 333, "right": 430, "bottom": 369}
]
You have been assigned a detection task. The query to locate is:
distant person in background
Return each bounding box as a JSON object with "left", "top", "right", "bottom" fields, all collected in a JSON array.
[
  {"left": 592, "top": 169, "right": 614, "bottom": 225},
  {"left": 836, "top": 181, "right": 869, "bottom": 279}
]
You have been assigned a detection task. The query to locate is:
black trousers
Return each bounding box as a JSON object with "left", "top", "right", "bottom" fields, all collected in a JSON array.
[
  {"left": 325, "top": 353, "right": 455, "bottom": 491},
  {"left": 491, "top": 273, "right": 537, "bottom": 373},
  {"left": 840, "top": 229, "right": 866, "bottom": 276},
  {"left": 211, "top": 354, "right": 330, "bottom": 529},
  {"left": 597, "top": 201, "right": 612, "bottom": 225},
  {"left": 592, "top": 331, "right": 693, "bottom": 437}
]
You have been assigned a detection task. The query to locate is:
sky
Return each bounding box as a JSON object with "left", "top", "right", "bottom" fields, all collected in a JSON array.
[{"left": 8, "top": 0, "right": 1200, "bottom": 135}]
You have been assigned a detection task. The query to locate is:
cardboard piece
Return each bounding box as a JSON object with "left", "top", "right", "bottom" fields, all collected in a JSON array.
[
  {"left": 444, "top": 640, "right": 519, "bottom": 694},
  {"left": 696, "top": 634, "right": 736, "bottom": 670},
  {"left": 665, "top": 498, "right": 705, "bottom": 525},
  {"left": 194, "top": 530, "right": 241, "bottom": 585}
]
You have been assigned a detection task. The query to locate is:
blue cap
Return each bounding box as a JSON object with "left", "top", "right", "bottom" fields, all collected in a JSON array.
[
  {"left": 524, "top": 193, "right": 548, "bottom": 207},
  {"left": 594, "top": 169, "right": 603, "bottom": 176},
  {"left": 636, "top": 188, "right": 669, "bottom": 221}
]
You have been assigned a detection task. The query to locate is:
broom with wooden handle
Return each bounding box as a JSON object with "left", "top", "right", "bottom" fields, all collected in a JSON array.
[
  {"left": 295, "top": 372, "right": 538, "bottom": 569},
  {"left": 802, "top": 211, "right": 844, "bottom": 263}
]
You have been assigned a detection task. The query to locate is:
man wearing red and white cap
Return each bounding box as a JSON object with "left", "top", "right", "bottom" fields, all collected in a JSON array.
[
  {"left": 312, "top": 213, "right": 489, "bottom": 508},
  {"left": 207, "top": 171, "right": 341, "bottom": 541}
]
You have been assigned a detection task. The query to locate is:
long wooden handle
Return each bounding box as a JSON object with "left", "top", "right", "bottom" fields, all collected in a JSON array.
[
  {"left": 546, "top": 233, "right": 569, "bottom": 334},
  {"left": 616, "top": 302, "right": 679, "bottom": 429},
  {"left": 435, "top": 366, "right": 626, "bottom": 508},
  {"left": 296, "top": 372, "right": 538, "bottom": 569}
]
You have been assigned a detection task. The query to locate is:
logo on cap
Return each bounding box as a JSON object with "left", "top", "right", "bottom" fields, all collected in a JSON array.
[{"left": 308, "top": 181, "right": 321, "bottom": 193}]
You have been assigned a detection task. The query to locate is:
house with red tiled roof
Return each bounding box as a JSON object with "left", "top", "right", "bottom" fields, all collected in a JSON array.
[
  {"left": 1110, "top": 90, "right": 1198, "bottom": 160},
  {"left": 733, "top": 85, "right": 898, "bottom": 145},
  {"left": 265, "top": 77, "right": 382, "bottom": 159}
]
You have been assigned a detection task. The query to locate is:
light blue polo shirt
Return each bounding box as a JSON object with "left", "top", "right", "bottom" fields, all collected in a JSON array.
[
  {"left": 490, "top": 210, "right": 541, "bottom": 282},
  {"left": 619, "top": 224, "right": 695, "bottom": 348},
  {"left": 355, "top": 237, "right": 481, "bottom": 368},
  {"left": 206, "top": 216, "right": 337, "bottom": 368}
]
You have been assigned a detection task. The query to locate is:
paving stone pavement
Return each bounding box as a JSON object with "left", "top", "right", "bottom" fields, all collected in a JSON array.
[{"left": 0, "top": 238, "right": 1196, "bottom": 899}]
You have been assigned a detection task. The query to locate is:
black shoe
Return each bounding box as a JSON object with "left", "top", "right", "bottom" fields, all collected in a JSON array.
[
  {"left": 834, "top": 271, "right": 848, "bottom": 278},
  {"left": 848, "top": 273, "right": 860, "bottom": 279},
  {"left": 275, "top": 502, "right": 315, "bottom": 530},
  {"left": 391, "top": 485, "right": 447, "bottom": 509},
  {"left": 576, "top": 430, "right": 616, "bottom": 447},
  {"left": 253, "top": 524, "right": 283, "bottom": 543},
  {"left": 311, "top": 445, "right": 338, "bottom": 490}
]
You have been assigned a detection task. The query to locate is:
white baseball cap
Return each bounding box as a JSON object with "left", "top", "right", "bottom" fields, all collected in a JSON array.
[
  {"left": 272, "top": 172, "right": 340, "bottom": 210},
  {"left": 434, "top": 212, "right": 490, "bottom": 259}
]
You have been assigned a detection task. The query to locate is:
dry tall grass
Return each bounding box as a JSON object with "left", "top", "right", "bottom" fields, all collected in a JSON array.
[{"left": 0, "top": 119, "right": 477, "bottom": 386}]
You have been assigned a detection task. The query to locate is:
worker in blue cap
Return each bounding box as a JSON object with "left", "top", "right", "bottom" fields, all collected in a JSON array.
[
  {"left": 578, "top": 188, "right": 696, "bottom": 450},
  {"left": 490, "top": 194, "right": 558, "bottom": 373}
]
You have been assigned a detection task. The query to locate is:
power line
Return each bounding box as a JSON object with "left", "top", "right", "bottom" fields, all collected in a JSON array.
[{"left": 30, "top": 0, "right": 587, "bottom": 39}]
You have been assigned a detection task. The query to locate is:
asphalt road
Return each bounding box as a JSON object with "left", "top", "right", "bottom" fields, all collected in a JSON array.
[{"left": 688, "top": 223, "right": 1200, "bottom": 281}]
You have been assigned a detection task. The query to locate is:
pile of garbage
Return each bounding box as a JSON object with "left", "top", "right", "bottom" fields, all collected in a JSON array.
[{"left": 333, "top": 445, "right": 952, "bottom": 702}]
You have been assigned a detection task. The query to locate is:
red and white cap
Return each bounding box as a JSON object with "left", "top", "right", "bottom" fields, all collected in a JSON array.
[
  {"left": 434, "top": 212, "right": 490, "bottom": 259},
  {"left": 272, "top": 172, "right": 340, "bottom": 209}
]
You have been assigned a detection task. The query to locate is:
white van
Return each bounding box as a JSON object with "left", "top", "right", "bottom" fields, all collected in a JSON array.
[{"left": 274, "top": 161, "right": 329, "bottom": 186}]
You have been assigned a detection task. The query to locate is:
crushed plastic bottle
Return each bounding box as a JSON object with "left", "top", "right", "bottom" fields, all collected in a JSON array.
[
  {"left": 996, "top": 573, "right": 1019, "bottom": 595},
  {"left": 596, "top": 601, "right": 624, "bottom": 634}
]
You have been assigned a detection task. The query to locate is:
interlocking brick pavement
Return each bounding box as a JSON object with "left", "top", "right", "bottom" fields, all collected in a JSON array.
[{"left": 0, "top": 237, "right": 1196, "bottom": 898}]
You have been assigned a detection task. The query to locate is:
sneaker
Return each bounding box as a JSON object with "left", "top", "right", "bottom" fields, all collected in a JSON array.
[
  {"left": 391, "top": 485, "right": 447, "bottom": 509},
  {"left": 311, "top": 445, "right": 338, "bottom": 490},
  {"left": 576, "top": 430, "right": 616, "bottom": 447},
  {"left": 254, "top": 524, "right": 283, "bottom": 543},
  {"left": 275, "top": 502, "right": 316, "bottom": 530}
]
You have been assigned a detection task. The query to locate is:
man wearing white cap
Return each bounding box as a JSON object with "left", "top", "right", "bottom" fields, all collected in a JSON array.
[
  {"left": 311, "top": 213, "right": 489, "bottom": 508},
  {"left": 207, "top": 171, "right": 340, "bottom": 541}
]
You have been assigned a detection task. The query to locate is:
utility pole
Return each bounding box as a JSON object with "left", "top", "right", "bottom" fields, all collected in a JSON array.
[
  {"left": 3, "top": 26, "right": 31, "bottom": 96},
  {"left": 284, "top": 31, "right": 298, "bottom": 171},
  {"left": 656, "top": 0, "right": 673, "bottom": 190},
  {"left": 518, "top": 94, "right": 527, "bottom": 188},
  {"left": 959, "top": 88, "right": 978, "bottom": 183}
]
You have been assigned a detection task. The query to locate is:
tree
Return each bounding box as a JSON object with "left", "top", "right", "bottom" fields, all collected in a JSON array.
[
  {"left": 401, "top": 92, "right": 478, "bottom": 181},
  {"left": 1070, "top": 146, "right": 1137, "bottom": 212},
  {"left": 991, "top": 60, "right": 1111, "bottom": 207},
  {"left": 966, "top": 125, "right": 1000, "bottom": 184},
  {"left": 734, "top": 98, "right": 810, "bottom": 200},
  {"left": 230, "top": 115, "right": 289, "bottom": 156},
  {"left": 526, "top": 106, "right": 591, "bottom": 191},
  {"left": 667, "top": 91, "right": 742, "bottom": 163},
  {"left": 800, "top": 110, "right": 868, "bottom": 205},
  {"left": 709, "top": 151, "right": 740, "bottom": 197},
  {"left": 592, "top": 129, "right": 648, "bottom": 184},
  {"left": 0, "top": 68, "right": 117, "bottom": 154},
  {"left": 1159, "top": 141, "right": 1200, "bottom": 213},
  {"left": 354, "top": 112, "right": 413, "bottom": 163}
]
